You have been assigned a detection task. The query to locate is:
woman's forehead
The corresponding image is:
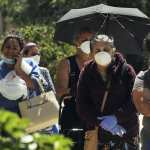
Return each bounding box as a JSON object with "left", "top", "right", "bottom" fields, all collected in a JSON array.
[
  {"left": 78, "top": 32, "right": 93, "bottom": 42},
  {"left": 94, "top": 41, "right": 112, "bottom": 48},
  {"left": 5, "top": 38, "right": 20, "bottom": 47},
  {"left": 6, "top": 38, "right": 18, "bottom": 44}
]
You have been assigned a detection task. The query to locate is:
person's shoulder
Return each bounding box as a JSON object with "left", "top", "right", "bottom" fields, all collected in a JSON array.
[
  {"left": 84, "top": 59, "right": 95, "bottom": 68},
  {"left": 124, "top": 63, "right": 136, "bottom": 77},
  {"left": 81, "top": 59, "right": 95, "bottom": 74},
  {"left": 57, "top": 56, "right": 71, "bottom": 71},
  {"left": 133, "top": 71, "right": 145, "bottom": 90},
  {"left": 137, "top": 70, "right": 146, "bottom": 79},
  {"left": 58, "top": 57, "right": 68, "bottom": 66}
]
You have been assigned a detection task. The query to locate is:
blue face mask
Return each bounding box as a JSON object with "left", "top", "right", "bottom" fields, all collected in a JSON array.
[{"left": 2, "top": 56, "right": 16, "bottom": 64}]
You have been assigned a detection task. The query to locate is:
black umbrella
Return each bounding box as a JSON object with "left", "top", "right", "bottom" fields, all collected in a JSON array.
[{"left": 54, "top": 4, "right": 150, "bottom": 55}]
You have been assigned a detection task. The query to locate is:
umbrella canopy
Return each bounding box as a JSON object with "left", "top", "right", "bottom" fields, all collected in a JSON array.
[{"left": 54, "top": 4, "right": 150, "bottom": 55}]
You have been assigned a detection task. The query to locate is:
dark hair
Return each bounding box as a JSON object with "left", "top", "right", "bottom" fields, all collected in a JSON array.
[
  {"left": 73, "top": 27, "right": 94, "bottom": 43},
  {"left": 21, "top": 42, "right": 37, "bottom": 56},
  {"left": 143, "top": 33, "right": 150, "bottom": 52},
  {"left": 1, "top": 34, "right": 24, "bottom": 52}
]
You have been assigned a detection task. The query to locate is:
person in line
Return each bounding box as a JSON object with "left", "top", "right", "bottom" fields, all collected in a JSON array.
[
  {"left": 22, "top": 42, "right": 59, "bottom": 134},
  {"left": 76, "top": 34, "right": 139, "bottom": 149},
  {"left": 22, "top": 42, "right": 56, "bottom": 93},
  {"left": 132, "top": 33, "right": 150, "bottom": 150},
  {"left": 55, "top": 27, "right": 94, "bottom": 149},
  {"left": 0, "top": 34, "right": 41, "bottom": 115}
]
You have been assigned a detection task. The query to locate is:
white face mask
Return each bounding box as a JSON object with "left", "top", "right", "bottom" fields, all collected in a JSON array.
[
  {"left": 94, "top": 51, "right": 112, "bottom": 66},
  {"left": 31, "top": 55, "right": 41, "bottom": 64},
  {"left": 0, "top": 71, "right": 27, "bottom": 100},
  {"left": 79, "top": 41, "right": 91, "bottom": 54},
  {"left": 2, "top": 56, "right": 16, "bottom": 64},
  {"left": 21, "top": 58, "right": 33, "bottom": 75}
]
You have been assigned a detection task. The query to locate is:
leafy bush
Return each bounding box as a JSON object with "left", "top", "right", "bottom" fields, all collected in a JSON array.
[
  {"left": 0, "top": 109, "right": 73, "bottom": 150},
  {"left": 17, "top": 24, "right": 75, "bottom": 81}
]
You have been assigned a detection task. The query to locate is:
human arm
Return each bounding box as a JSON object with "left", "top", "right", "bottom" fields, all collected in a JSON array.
[
  {"left": 14, "top": 55, "right": 36, "bottom": 89},
  {"left": 76, "top": 67, "right": 98, "bottom": 129},
  {"left": 55, "top": 59, "right": 70, "bottom": 99},
  {"left": 114, "top": 64, "right": 137, "bottom": 122},
  {"left": 132, "top": 71, "right": 150, "bottom": 116}
]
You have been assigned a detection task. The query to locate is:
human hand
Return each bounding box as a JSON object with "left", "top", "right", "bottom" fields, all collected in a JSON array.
[
  {"left": 111, "top": 124, "right": 126, "bottom": 137},
  {"left": 97, "top": 115, "right": 117, "bottom": 132},
  {"left": 14, "top": 54, "right": 22, "bottom": 74},
  {"left": 50, "top": 124, "right": 60, "bottom": 134}
]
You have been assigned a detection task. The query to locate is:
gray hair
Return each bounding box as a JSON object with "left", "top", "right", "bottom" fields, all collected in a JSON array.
[{"left": 90, "top": 34, "right": 114, "bottom": 51}]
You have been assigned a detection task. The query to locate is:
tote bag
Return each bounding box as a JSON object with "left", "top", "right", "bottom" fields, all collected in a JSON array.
[{"left": 19, "top": 80, "right": 59, "bottom": 133}]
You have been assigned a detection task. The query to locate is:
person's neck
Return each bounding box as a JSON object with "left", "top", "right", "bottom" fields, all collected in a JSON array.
[
  {"left": 97, "top": 65, "right": 107, "bottom": 75},
  {"left": 97, "top": 65, "right": 108, "bottom": 81}
]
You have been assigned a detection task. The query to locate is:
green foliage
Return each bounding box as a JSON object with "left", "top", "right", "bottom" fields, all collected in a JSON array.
[
  {"left": 1, "top": 0, "right": 148, "bottom": 26},
  {"left": 0, "top": 109, "right": 29, "bottom": 138},
  {"left": 17, "top": 24, "right": 75, "bottom": 81},
  {"left": 0, "top": 109, "right": 73, "bottom": 150}
]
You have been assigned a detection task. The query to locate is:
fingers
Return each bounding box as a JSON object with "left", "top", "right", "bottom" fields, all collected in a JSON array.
[
  {"left": 97, "top": 117, "right": 104, "bottom": 120},
  {"left": 97, "top": 116, "right": 110, "bottom": 120},
  {"left": 111, "top": 125, "right": 126, "bottom": 137}
]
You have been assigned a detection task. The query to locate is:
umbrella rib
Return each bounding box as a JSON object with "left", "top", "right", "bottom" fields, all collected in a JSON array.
[
  {"left": 96, "top": 14, "right": 109, "bottom": 35},
  {"left": 113, "top": 17, "right": 142, "bottom": 50},
  {"left": 114, "top": 17, "right": 134, "bottom": 37},
  {"left": 118, "top": 15, "right": 150, "bottom": 25}
]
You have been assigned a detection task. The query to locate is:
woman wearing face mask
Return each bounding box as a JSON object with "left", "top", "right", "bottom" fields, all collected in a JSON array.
[
  {"left": 22, "top": 42, "right": 55, "bottom": 93},
  {"left": 22, "top": 42, "right": 59, "bottom": 134},
  {"left": 56, "top": 27, "right": 94, "bottom": 150},
  {"left": 76, "top": 34, "right": 139, "bottom": 149},
  {"left": 0, "top": 34, "right": 41, "bottom": 115}
]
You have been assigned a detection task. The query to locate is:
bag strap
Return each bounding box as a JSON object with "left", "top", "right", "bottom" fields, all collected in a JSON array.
[
  {"left": 35, "top": 77, "right": 45, "bottom": 93},
  {"left": 100, "top": 80, "right": 111, "bottom": 113}
]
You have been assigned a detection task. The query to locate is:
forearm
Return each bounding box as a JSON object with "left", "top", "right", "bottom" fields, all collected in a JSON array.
[
  {"left": 77, "top": 101, "right": 98, "bottom": 128},
  {"left": 135, "top": 98, "right": 150, "bottom": 116},
  {"left": 132, "top": 88, "right": 150, "bottom": 116},
  {"left": 56, "top": 87, "right": 70, "bottom": 98},
  {"left": 16, "top": 69, "right": 35, "bottom": 89},
  {"left": 77, "top": 87, "right": 97, "bottom": 127}
]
